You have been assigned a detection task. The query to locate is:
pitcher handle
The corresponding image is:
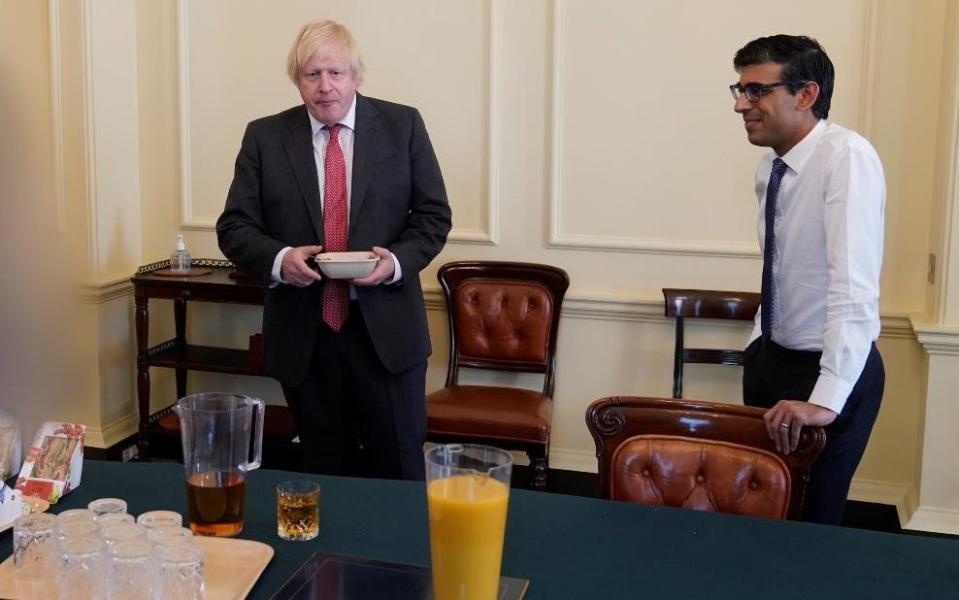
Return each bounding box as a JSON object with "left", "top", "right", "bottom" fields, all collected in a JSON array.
[{"left": 245, "top": 396, "right": 265, "bottom": 471}]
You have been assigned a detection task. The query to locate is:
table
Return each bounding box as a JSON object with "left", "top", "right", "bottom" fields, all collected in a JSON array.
[
  {"left": 131, "top": 261, "right": 264, "bottom": 461},
  {"left": 3, "top": 461, "right": 957, "bottom": 599}
]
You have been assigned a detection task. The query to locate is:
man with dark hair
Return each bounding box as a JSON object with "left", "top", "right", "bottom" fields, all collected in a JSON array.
[{"left": 730, "top": 35, "right": 885, "bottom": 524}]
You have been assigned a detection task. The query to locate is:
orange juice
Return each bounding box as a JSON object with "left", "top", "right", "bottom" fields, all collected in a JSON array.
[{"left": 427, "top": 474, "right": 509, "bottom": 600}]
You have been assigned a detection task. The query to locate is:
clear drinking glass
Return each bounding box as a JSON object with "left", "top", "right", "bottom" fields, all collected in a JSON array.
[
  {"left": 101, "top": 523, "right": 147, "bottom": 550},
  {"left": 55, "top": 508, "right": 96, "bottom": 525},
  {"left": 276, "top": 480, "right": 320, "bottom": 541},
  {"left": 148, "top": 526, "right": 195, "bottom": 547},
  {"left": 425, "top": 444, "right": 513, "bottom": 600},
  {"left": 13, "top": 512, "right": 57, "bottom": 579},
  {"left": 55, "top": 519, "right": 99, "bottom": 543},
  {"left": 157, "top": 544, "right": 206, "bottom": 600},
  {"left": 58, "top": 537, "right": 107, "bottom": 600},
  {"left": 96, "top": 512, "right": 135, "bottom": 528},
  {"left": 87, "top": 497, "right": 127, "bottom": 517},
  {"left": 109, "top": 540, "right": 157, "bottom": 600},
  {"left": 138, "top": 510, "right": 184, "bottom": 529}
]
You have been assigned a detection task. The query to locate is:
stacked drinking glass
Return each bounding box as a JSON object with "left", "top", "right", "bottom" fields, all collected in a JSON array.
[{"left": 13, "top": 498, "right": 205, "bottom": 600}]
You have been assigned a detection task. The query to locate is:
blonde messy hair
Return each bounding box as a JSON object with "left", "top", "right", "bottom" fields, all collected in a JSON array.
[{"left": 286, "top": 20, "right": 365, "bottom": 84}]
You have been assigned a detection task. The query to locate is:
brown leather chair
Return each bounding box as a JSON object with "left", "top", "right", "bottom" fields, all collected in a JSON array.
[
  {"left": 610, "top": 435, "right": 791, "bottom": 519},
  {"left": 426, "top": 261, "right": 570, "bottom": 489},
  {"left": 662, "top": 288, "right": 760, "bottom": 398},
  {"left": 586, "top": 396, "right": 826, "bottom": 520}
]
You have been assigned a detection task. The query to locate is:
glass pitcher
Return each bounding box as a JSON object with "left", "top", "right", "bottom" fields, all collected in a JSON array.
[
  {"left": 174, "top": 393, "right": 263, "bottom": 537},
  {"left": 425, "top": 444, "right": 513, "bottom": 600}
]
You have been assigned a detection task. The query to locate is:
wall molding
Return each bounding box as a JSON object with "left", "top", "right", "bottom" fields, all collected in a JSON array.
[
  {"left": 913, "top": 318, "right": 959, "bottom": 354},
  {"left": 544, "top": 0, "right": 760, "bottom": 259},
  {"left": 935, "top": 1, "right": 959, "bottom": 324},
  {"left": 175, "top": 0, "right": 197, "bottom": 231},
  {"left": 78, "top": 276, "right": 133, "bottom": 304},
  {"left": 545, "top": 0, "right": 883, "bottom": 259},
  {"left": 848, "top": 478, "right": 917, "bottom": 528},
  {"left": 905, "top": 505, "right": 959, "bottom": 535},
  {"left": 84, "top": 411, "right": 138, "bottom": 449},
  {"left": 549, "top": 447, "right": 598, "bottom": 473},
  {"left": 81, "top": 0, "right": 99, "bottom": 272},
  {"left": 427, "top": 287, "right": 913, "bottom": 337},
  {"left": 48, "top": 0, "right": 67, "bottom": 235},
  {"left": 76, "top": 278, "right": 917, "bottom": 337},
  {"left": 176, "top": 0, "right": 500, "bottom": 246},
  {"left": 858, "top": 0, "right": 883, "bottom": 140}
]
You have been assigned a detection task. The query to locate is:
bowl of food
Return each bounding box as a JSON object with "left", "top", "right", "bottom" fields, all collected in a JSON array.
[{"left": 313, "top": 251, "right": 378, "bottom": 279}]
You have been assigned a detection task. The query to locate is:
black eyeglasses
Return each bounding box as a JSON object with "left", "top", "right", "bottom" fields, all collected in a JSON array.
[{"left": 729, "top": 81, "right": 791, "bottom": 102}]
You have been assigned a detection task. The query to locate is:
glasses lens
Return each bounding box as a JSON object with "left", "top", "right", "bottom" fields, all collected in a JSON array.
[{"left": 744, "top": 84, "right": 762, "bottom": 102}]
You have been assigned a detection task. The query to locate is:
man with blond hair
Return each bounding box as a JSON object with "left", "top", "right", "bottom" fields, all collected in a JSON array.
[{"left": 217, "top": 20, "right": 451, "bottom": 480}]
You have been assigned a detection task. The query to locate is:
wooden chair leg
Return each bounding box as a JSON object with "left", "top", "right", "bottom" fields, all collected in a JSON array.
[{"left": 529, "top": 451, "right": 548, "bottom": 490}]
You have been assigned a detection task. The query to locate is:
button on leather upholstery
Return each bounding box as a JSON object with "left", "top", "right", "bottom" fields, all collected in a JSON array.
[
  {"left": 609, "top": 435, "right": 790, "bottom": 519},
  {"left": 453, "top": 281, "right": 553, "bottom": 364}
]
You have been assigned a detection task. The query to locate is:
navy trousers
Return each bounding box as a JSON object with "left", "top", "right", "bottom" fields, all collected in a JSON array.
[
  {"left": 282, "top": 303, "right": 427, "bottom": 481},
  {"left": 743, "top": 339, "right": 884, "bottom": 525}
]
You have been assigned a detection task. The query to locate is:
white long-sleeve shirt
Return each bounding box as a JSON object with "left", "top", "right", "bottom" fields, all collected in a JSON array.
[{"left": 747, "top": 119, "right": 885, "bottom": 414}]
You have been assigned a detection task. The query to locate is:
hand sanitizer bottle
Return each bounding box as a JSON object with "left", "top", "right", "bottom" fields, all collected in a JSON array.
[{"left": 170, "top": 234, "right": 192, "bottom": 271}]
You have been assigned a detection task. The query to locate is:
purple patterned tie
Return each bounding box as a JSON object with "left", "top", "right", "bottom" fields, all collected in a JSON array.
[{"left": 761, "top": 158, "right": 788, "bottom": 343}]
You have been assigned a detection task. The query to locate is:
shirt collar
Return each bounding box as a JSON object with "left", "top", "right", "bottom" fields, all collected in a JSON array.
[
  {"left": 778, "top": 119, "right": 826, "bottom": 174},
  {"left": 308, "top": 93, "right": 357, "bottom": 137}
]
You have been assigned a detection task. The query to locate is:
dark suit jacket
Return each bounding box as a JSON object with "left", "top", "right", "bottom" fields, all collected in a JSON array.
[{"left": 216, "top": 94, "right": 451, "bottom": 387}]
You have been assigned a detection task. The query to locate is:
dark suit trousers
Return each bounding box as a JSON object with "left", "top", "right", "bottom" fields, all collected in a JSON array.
[
  {"left": 282, "top": 303, "right": 427, "bottom": 481},
  {"left": 743, "top": 339, "right": 884, "bottom": 525}
]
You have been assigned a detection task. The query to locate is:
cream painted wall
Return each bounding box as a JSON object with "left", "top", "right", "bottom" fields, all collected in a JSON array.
[
  {"left": 0, "top": 1, "right": 94, "bottom": 445},
  {"left": 21, "top": 0, "right": 957, "bottom": 528}
]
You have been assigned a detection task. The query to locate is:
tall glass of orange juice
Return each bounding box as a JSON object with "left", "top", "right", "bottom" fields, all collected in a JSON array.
[{"left": 425, "top": 444, "right": 513, "bottom": 600}]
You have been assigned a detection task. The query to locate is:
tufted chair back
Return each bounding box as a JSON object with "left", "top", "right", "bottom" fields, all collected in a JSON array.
[
  {"left": 586, "top": 396, "right": 825, "bottom": 520},
  {"left": 610, "top": 434, "right": 790, "bottom": 519},
  {"left": 426, "top": 261, "right": 570, "bottom": 489},
  {"left": 452, "top": 281, "right": 553, "bottom": 373}
]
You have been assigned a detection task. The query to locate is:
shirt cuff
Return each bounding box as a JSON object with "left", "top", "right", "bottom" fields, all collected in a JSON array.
[
  {"left": 386, "top": 252, "right": 402, "bottom": 285},
  {"left": 270, "top": 247, "right": 293, "bottom": 288},
  {"left": 806, "top": 373, "right": 854, "bottom": 415}
]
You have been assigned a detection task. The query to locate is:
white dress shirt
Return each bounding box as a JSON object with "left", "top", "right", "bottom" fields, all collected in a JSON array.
[
  {"left": 271, "top": 94, "right": 402, "bottom": 286},
  {"left": 747, "top": 120, "right": 885, "bottom": 414}
]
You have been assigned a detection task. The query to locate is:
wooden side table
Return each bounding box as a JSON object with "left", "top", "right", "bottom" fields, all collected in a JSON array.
[{"left": 131, "top": 259, "right": 264, "bottom": 461}]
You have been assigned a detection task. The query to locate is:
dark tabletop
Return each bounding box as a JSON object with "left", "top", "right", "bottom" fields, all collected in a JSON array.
[{"left": 3, "top": 460, "right": 958, "bottom": 599}]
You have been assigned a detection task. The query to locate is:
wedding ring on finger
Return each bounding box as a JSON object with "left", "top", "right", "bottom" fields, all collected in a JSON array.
[{"left": 780, "top": 423, "right": 791, "bottom": 429}]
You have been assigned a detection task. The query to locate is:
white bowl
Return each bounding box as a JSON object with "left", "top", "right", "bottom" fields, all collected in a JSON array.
[{"left": 313, "top": 251, "right": 378, "bottom": 279}]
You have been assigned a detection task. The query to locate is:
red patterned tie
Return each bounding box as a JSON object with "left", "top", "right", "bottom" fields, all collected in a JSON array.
[{"left": 322, "top": 124, "right": 349, "bottom": 331}]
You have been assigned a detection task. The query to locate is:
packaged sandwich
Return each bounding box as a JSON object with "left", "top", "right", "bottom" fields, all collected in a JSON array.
[{"left": 14, "top": 421, "right": 85, "bottom": 504}]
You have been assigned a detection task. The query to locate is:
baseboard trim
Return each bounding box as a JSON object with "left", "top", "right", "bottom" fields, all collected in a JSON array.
[
  {"left": 549, "top": 448, "right": 597, "bottom": 473},
  {"left": 904, "top": 506, "right": 959, "bottom": 535},
  {"left": 847, "top": 478, "right": 917, "bottom": 527},
  {"left": 84, "top": 412, "right": 138, "bottom": 450}
]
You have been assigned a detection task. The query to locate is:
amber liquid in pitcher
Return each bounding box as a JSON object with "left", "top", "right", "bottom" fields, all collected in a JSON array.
[{"left": 186, "top": 471, "right": 246, "bottom": 536}]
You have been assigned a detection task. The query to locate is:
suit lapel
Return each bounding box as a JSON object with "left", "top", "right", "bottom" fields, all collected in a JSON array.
[
  {"left": 281, "top": 106, "right": 324, "bottom": 243},
  {"left": 350, "top": 94, "right": 381, "bottom": 234}
]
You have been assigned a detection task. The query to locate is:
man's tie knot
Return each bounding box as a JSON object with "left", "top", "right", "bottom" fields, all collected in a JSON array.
[
  {"left": 325, "top": 123, "right": 342, "bottom": 141},
  {"left": 772, "top": 157, "right": 787, "bottom": 180}
]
